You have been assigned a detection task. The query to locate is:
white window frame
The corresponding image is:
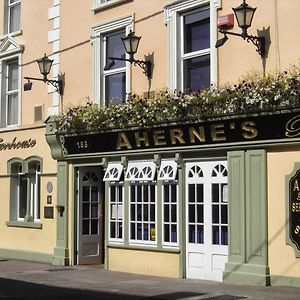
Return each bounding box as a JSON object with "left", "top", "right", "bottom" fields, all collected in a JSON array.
[
  {"left": 91, "top": 16, "right": 133, "bottom": 105},
  {"left": 92, "top": 0, "right": 129, "bottom": 12},
  {"left": 129, "top": 182, "right": 157, "bottom": 245},
  {"left": 164, "top": 0, "right": 220, "bottom": 91},
  {"left": 158, "top": 160, "right": 178, "bottom": 181},
  {"left": 109, "top": 183, "right": 124, "bottom": 242},
  {"left": 5, "top": 0, "right": 21, "bottom": 35}
]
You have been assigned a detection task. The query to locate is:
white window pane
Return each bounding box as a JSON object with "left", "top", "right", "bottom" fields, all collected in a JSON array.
[
  {"left": 8, "top": 61, "right": 18, "bottom": 91},
  {"left": 19, "top": 176, "right": 27, "bottom": 219},
  {"left": 9, "top": 3, "right": 20, "bottom": 33},
  {"left": 184, "top": 9, "right": 210, "bottom": 53},
  {"left": 106, "top": 31, "right": 126, "bottom": 69},
  {"left": 183, "top": 55, "right": 210, "bottom": 91},
  {"left": 105, "top": 72, "right": 126, "bottom": 105},
  {"left": 7, "top": 94, "right": 18, "bottom": 125}
]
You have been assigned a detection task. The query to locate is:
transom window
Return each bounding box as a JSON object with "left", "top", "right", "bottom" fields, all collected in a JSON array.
[
  {"left": 125, "top": 162, "right": 156, "bottom": 181},
  {"left": 158, "top": 161, "right": 178, "bottom": 181},
  {"left": 103, "top": 163, "right": 123, "bottom": 182},
  {"left": 182, "top": 9, "right": 210, "bottom": 91}
]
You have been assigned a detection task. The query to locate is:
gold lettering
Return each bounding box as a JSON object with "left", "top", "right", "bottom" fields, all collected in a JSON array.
[
  {"left": 294, "top": 179, "right": 300, "bottom": 192},
  {"left": 189, "top": 126, "right": 206, "bottom": 143},
  {"left": 135, "top": 132, "right": 149, "bottom": 148},
  {"left": 116, "top": 132, "right": 132, "bottom": 150},
  {"left": 242, "top": 121, "right": 258, "bottom": 139},
  {"left": 295, "top": 225, "right": 300, "bottom": 235},
  {"left": 153, "top": 130, "right": 167, "bottom": 146},
  {"left": 292, "top": 202, "right": 300, "bottom": 212},
  {"left": 170, "top": 128, "right": 185, "bottom": 145},
  {"left": 211, "top": 124, "right": 226, "bottom": 142}
]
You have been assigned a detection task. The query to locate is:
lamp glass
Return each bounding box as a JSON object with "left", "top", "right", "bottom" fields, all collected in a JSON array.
[
  {"left": 37, "top": 54, "right": 53, "bottom": 78},
  {"left": 233, "top": 0, "right": 256, "bottom": 30},
  {"left": 121, "top": 31, "right": 141, "bottom": 55}
]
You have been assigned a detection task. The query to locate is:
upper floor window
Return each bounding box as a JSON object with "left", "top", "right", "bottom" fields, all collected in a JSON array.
[
  {"left": 182, "top": 9, "right": 210, "bottom": 91},
  {"left": 5, "top": 0, "right": 21, "bottom": 34},
  {"left": 103, "top": 30, "right": 126, "bottom": 105},
  {"left": 91, "top": 16, "right": 132, "bottom": 105},
  {"left": 164, "top": 0, "right": 220, "bottom": 92},
  {"left": 1, "top": 58, "right": 19, "bottom": 127}
]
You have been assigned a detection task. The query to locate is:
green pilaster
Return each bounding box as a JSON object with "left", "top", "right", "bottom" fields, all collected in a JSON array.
[
  {"left": 224, "top": 150, "right": 270, "bottom": 286},
  {"left": 53, "top": 161, "right": 69, "bottom": 266}
]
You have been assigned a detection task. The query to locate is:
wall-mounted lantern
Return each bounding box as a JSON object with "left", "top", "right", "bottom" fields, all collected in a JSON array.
[
  {"left": 104, "top": 30, "right": 152, "bottom": 79},
  {"left": 24, "top": 54, "right": 64, "bottom": 95},
  {"left": 215, "top": 0, "right": 265, "bottom": 57},
  {"left": 56, "top": 205, "right": 65, "bottom": 217}
]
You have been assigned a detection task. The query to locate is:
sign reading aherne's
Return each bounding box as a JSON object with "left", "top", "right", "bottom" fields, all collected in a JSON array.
[
  {"left": 289, "top": 169, "right": 300, "bottom": 250},
  {"left": 62, "top": 112, "right": 300, "bottom": 155}
]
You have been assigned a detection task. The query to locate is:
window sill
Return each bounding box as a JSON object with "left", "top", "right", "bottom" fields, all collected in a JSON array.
[
  {"left": 108, "top": 243, "right": 181, "bottom": 254},
  {"left": 6, "top": 221, "right": 42, "bottom": 229},
  {"left": 92, "top": 0, "right": 131, "bottom": 12},
  {"left": 0, "top": 30, "right": 22, "bottom": 41}
]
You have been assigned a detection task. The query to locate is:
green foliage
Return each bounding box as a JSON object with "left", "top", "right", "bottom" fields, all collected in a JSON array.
[{"left": 55, "top": 69, "right": 300, "bottom": 133}]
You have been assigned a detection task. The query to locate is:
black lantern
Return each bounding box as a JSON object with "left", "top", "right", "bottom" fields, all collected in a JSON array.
[
  {"left": 121, "top": 30, "right": 141, "bottom": 61},
  {"left": 37, "top": 54, "right": 54, "bottom": 81},
  {"left": 233, "top": 0, "right": 256, "bottom": 37},
  {"left": 24, "top": 54, "right": 63, "bottom": 94},
  {"left": 105, "top": 30, "right": 152, "bottom": 79},
  {"left": 215, "top": 0, "right": 265, "bottom": 57}
]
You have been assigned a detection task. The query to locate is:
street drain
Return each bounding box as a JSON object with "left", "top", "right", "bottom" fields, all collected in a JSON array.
[{"left": 202, "top": 295, "right": 247, "bottom": 300}]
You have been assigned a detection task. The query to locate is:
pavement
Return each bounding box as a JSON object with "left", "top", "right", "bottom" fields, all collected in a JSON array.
[{"left": 0, "top": 258, "right": 300, "bottom": 299}]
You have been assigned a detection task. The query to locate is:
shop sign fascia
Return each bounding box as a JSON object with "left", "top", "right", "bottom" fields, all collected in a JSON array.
[
  {"left": 47, "top": 111, "right": 300, "bottom": 158},
  {"left": 286, "top": 163, "right": 300, "bottom": 257}
]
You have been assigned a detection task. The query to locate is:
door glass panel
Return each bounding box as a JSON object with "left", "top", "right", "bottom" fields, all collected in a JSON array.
[
  {"left": 212, "top": 184, "right": 219, "bottom": 202},
  {"left": 91, "top": 186, "right": 98, "bottom": 202},
  {"left": 212, "top": 204, "right": 219, "bottom": 223},
  {"left": 83, "top": 220, "right": 89, "bottom": 235},
  {"left": 91, "top": 204, "right": 98, "bottom": 218},
  {"left": 212, "top": 226, "right": 219, "bottom": 245},
  {"left": 197, "top": 204, "right": 203, "bottom": 223},
  {"left": 91, "top": 220, "right": 98, "bottom": 235},
  {"left": 196, "top": 184, "right": 203, "bottom": 202},
  {"left": 83, "top": 186, "right": 89, "bottom": 202},
  {"left": 189, "top": 224, "right": 196, "bottom": 243},
  {"left": 197, "top": 225, "right": 204, "bottom": 244},
  {"left": 189, "top": 204, "right": 195, "bottom": 223},
  {"left": 221, "top": 205, "right": 228, "bottom": 224},
  {"left": 83, "top": 203, "right": 89, "bottom": 218},
  {"left": 189, "top": 184, "right": 195, "bottom": 202},
  {"left": 221, "top": 226, "right": 228, "bottom": 245}
]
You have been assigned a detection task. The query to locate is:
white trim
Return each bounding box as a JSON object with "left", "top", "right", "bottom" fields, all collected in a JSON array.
[
  {"left": 91, "top": 15, "right": 133, "bottom": 105},
  {"left": 125, "top": 161, "right": 156, "bottom": 182},
  {"left": 158, "top": 160, "right": 178, "bottom": 181},
  {"left": 103, "top": 163, "right": 123, "bottom": 182},
  {"left": 164, "top": 0, "right": 221, "bottom": 91}
]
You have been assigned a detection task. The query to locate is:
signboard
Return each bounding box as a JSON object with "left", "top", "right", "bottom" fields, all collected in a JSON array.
[
  {"left": 61, "top": 112, "right": 300, "bottom": 155},
  {"left": 289, "top": 169, "right": 300, "bottom": 250}
]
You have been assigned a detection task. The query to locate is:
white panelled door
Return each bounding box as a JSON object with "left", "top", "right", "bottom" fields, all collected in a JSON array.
[
  {"left": 186, "top": 161, "right": 228, "bottom": 281},
  {"left": 78, "top": 167, "right": 103, "bottom": 265}
]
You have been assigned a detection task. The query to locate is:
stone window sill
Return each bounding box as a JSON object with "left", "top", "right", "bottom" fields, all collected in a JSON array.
[
  {"left": 6, "top": 221, "right": 42, "bottom": 229},
  {"left": 0, "top": 30, "right": 22, "bottom": 41},
  {"left": 92, "top": 0, "right": 131, "bottom": 12}
]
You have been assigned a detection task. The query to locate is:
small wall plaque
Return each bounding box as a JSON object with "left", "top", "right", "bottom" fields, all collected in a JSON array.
[{"left": 44, "top": 207, "right": 54, "bottom": 219}]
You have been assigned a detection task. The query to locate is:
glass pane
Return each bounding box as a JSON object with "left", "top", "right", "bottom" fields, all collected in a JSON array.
[
  {"left": 188, "top": 184, "right": 195, "bottom": 202},
  {"left": 7, "top": 94, "right": 18, "bottom": 125},
  {"left": 171, "top": 185, "right": 177, "bottom": 202},
  {"left": 83, "top": 186, "right": 89, "bottom": 202},
  {"left": 91, "top": 219, "right": 98, "bottom": 234},
  {"left": 212, "top": 184, "right": 219, "bottom": 203},
  {"left": 164, "top": 204, "right": 169, "bottom": 222},
  {"left": 91, "top": 203, "right": 98, "bottom": 218},
  {"left": 212, "top": 226, "right": 219, "bottom": 245},
  {"left": 150, "top": 224, "right": 155, "bottom": 241},
  {"left": 212, "top": 204, "right": 219, "bottom": 224},
  {"left": 221, "top": 205, "right": 228, "bottom": 224},
  {"left": 197, "top": 204, "right": 203, "bottom": 223},
  {"left": 83, "top": 203, "right": 89, "bottom": 218},
  {"left": 143, "top": 204, "right": 148, "bottom": 221},
  {"left": 164, "top": 185, "right": 169, "bottom": 203},
  {"left": 130, "top": 223, "right": 136, "bottom": 239},
  {"left": 19, "top": 176, "right": 27, "bottom": 218},
  {"left": 82, "top": 220, "right": 89, "bottom": 235},
  {"left": 196, "top": 184, "right": 203, "bottom": 203},
  {"left": 9, "top": 4, "right": 20, "bottom": 33},
  {"left": 189, "top": 225, "right": 195, "bottom": 243},
  {"left": 150, "top": 204, "right": 155, "bottom": 222},
  {"left": 183, "top": 55, "right": 210, "bottom": 91},
  {"left": 143, "top": 185, "right": 149, "bottom": 202},
  {"left": 91, "top": 186, "right": 98, "bottom": 202},
  {"left": 143, "top": 223, "right": 149, "bottom": 240},
  {"left": 150, "top": 185, "right": 155, "bottom": 202},
  {"left": 137, "top": 204, "right": 142, "bottom": 221},
  {"left": 137, "top": 185, "right": 142, "bottom": 202},
  {"left": 130, "top": 204, "right": 135, "bottom": 220},
  {"left": 118, "top": 186, "right": 122, "bottom": 202},
  {"left": 189, "top": 204, "right": 195, "bottom": 223},
  {"left": 164, "top": 224, "right": 170, "bottom": 242},
  {"left": 117, "top": 222, "right": 122, "bottom": 239},
  {"left": 171, "top": 204, "right": 176, "bottom": 222},
  {"left": 106, "top": 30, "right": 126, "bottom": 69},
  {"left": 171, "top": 224, "right": 177, "bottom": 243},
  {"left": 137, "top": 223, "right": 142, "bottom": 240},
  {"left": 110, "top": 222, "right": 116, "bottom": 238},
  {"left": 197, "top": 225, "right": 204, "bottom": 244},
  {"left": 221, "top": 226, "right": 228, "bottom": 245},
  {"left": 8, "top": 61, "right": 18, "bottom": 91},
  {"left": 184, "top": 9, "right": 210, "bottom": 53},
  {"left": 105, "top": 72, "right": 126, "bottom": 105},
  {"left": 110, "top": 186, "right": 116, "bottom": 203}
]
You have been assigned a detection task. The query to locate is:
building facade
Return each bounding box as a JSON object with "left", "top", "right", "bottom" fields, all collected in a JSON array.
[{"left": 1, "top": 0, "right": 300, "bottom": 287}]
